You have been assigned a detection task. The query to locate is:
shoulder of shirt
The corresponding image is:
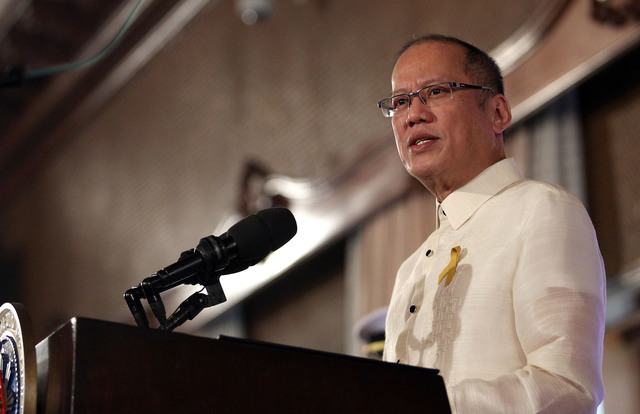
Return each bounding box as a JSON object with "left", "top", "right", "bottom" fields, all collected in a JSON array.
[
  {"left": 448, "top": 160, "right": 590, "bottom": 228},
  {"left": 506, "top": 177, "right": 583, "bottom": 206},
  {"left": 502, "top": 178, "right": 594, "bottom": 235}
]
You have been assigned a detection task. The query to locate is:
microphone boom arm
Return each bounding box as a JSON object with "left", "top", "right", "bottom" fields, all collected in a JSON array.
[
  {"left": 159, "top": 280, "right": 227, "bottom": 332},
  {"left": 124, "top": 235, "right": 233, "bottom": 330}
]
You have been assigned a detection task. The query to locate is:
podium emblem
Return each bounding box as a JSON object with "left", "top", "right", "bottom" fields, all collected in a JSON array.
[{"left": 0, "top": 303, "right": 36, "bottom": 414}]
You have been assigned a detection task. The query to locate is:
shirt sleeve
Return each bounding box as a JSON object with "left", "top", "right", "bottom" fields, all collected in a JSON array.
[{"left": 449, "top": 187, "right": 606, "bottom": 414}]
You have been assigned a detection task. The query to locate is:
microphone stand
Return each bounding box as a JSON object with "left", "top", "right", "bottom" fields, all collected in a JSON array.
[
  {"left": 124, "top": 275, "right": 227, "bottom": 332},
  {"left": 159, "top": 281, "right": 227, "bottom": 332},
  {"left": 124, "top": 237, "right": 232, "bottom": 331}
]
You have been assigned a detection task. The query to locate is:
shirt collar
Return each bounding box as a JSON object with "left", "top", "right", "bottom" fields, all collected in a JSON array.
[{"left": 436, "top": 158, "right": 523, "bottom": 230}]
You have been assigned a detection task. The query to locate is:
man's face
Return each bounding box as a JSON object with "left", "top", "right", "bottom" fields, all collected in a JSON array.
[{"left": 390, "top": 41, "right": 506, "bottom": 200}]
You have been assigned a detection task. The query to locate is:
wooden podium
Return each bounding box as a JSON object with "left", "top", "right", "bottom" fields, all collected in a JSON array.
[{"left": 35, "top": 318, "right": 451, "bottom": 413}]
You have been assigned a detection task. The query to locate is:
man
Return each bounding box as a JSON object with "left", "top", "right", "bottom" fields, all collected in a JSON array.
[{"left": 377, "top": 35, "right": 606, "bottom": 413}]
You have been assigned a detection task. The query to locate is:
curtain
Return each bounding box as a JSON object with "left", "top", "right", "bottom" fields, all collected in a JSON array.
[{"left": 526, "top": 91, "right": 587, "bottom": 204}]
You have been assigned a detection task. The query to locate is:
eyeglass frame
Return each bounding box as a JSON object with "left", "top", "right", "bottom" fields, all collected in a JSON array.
[{"left": 376, "top": 81, "right": 496, "bottom": 118}]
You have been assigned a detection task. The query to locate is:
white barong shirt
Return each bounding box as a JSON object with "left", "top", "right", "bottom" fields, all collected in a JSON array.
[{"left": 384, "top": 158, "right": 606, "bottom": 413}]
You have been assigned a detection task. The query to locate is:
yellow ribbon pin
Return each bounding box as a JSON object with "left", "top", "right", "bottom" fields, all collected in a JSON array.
[{"left": 438, "top": 246, "right": 461, "bottom": 287}]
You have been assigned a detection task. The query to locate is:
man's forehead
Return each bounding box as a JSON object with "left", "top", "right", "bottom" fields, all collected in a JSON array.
[
  {"left": 391, "top": 42, "right": 466, "bottom": 91},
  {"left": 394, "top": 40, "right": 466, "bottom": 71}
]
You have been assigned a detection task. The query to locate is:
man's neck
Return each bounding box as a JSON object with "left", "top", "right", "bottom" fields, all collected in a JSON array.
[{"left": 421, "top": 155, "right": 507, "bottom": 203}]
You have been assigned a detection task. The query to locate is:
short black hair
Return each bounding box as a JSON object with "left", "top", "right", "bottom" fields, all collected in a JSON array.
[{"left": 397, "top": 34, "right": 504, "bottom": 96}]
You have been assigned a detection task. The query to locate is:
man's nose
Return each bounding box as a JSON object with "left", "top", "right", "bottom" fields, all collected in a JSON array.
[{"left": 406, "top": 95, "right": 434, "bottom": 125}]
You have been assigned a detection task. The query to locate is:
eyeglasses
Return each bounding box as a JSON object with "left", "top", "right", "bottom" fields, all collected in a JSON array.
[{"left": 376, "top": 82, "right": 495, "bottom": 118}]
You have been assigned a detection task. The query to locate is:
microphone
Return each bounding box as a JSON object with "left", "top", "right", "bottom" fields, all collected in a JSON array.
[
  {"left": 124, "top": 207, "right": 296, "bottom": 329},
  {"left": 153, "top": 207, "right": 297, "bottom": 290}
]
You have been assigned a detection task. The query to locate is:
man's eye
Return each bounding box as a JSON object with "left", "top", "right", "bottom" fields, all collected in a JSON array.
[
  {"left": 392, "top": 97, "right": 409, "bottom": 107},
  {"left": 429, "top": 88, "right": 443, "bottom": 96}
]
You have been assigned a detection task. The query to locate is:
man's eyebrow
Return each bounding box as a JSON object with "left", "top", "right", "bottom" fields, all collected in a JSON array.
[
  {"left": 390, "top": 88, "right": 408, "bottom": 95},
  {"left": 390, "top": 78, "right": 447, "bottom": 95}
]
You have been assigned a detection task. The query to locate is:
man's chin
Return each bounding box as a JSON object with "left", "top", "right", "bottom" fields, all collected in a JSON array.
[{"left": 407, "top": 163, "right": 438, "bottom": 181}]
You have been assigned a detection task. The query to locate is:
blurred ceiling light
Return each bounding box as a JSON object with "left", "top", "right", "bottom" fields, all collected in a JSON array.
[{"left": 235, "top": 0, "right": 274, "bottom": 25}]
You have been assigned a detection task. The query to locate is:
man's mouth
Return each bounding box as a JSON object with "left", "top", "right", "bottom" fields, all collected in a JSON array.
[{"left": 410, "top": 135, "right": 438, "bottom": 147}]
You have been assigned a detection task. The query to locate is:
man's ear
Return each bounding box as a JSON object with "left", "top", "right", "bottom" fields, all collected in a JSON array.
[{"left": 492, "top": 94, "right": 512, "bottom": 134}]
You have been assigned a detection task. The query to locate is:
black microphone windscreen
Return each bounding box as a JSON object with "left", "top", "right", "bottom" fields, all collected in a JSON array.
[{"left": 226, "top": 207, "right": 297, "bottom": 263}]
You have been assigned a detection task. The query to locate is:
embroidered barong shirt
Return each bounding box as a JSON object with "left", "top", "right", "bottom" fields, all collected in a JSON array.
[{"left": 384, "top": 158, "right": 605, "bottom": 413}]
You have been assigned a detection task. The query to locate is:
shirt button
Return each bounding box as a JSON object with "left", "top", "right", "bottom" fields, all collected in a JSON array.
[
  {"left": 425, "top": 249, "right": 432, "bottom": 257},
  {"left": 409, "top": 305, "right": 417, "bottom": 313}
]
